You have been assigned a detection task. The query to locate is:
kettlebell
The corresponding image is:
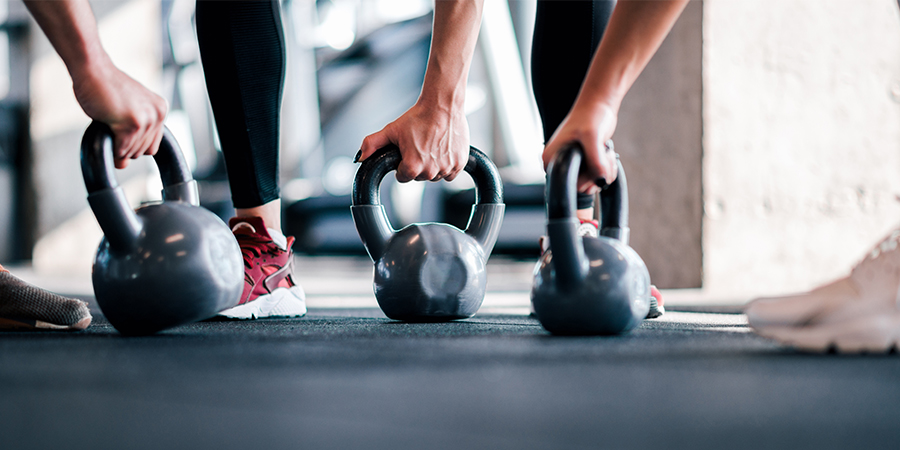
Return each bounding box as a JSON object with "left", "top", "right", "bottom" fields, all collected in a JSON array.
[
  {"left": 351, "top": 146, "right": 505, "bottom": 321},
  {"left": 82, "top": 121, "right": 243, "bottom": 335},
  {"left": 531, "top": 144, "right": 651, "bottom": 335}
]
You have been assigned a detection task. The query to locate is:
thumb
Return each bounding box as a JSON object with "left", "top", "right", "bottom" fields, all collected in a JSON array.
[
  {"left": 358, "top": 127, "right": 394, "bottom": 163},
  {"left": 542, "top": 142, "right": 558, "bottom": 171}
]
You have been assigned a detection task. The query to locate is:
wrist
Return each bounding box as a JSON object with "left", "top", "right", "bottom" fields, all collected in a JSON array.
[
  {"left": 574, "top": 80, "right": 622, "bottom": 112},
  {"left": 414, "top": 89, "right": 467, "bottom": 120},
  {"left": 68, "top": 48, "right": 114, "bottom": 89},
  {"left": 569, "top": 99, "right": 619, "bottom": 131},
  {"left": 418, "top": 54, "right": 471, "bottom": 113}
]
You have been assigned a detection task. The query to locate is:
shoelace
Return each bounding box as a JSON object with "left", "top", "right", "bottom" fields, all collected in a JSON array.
[
  {"left": 234, "top": 232, "right": 281, "bottom": 268},
  {"left": 577, "top": 220, "right": 600, "bottom": 238}
]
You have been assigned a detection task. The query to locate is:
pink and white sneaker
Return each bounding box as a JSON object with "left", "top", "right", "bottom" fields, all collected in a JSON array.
[
  {"left": 217, "top": 217, "right": 307, "bottom": 320},
  {"left": 746, "top": 228, "right": 900, "bottom": 353}
]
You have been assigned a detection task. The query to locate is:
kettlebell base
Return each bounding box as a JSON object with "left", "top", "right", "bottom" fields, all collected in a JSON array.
[
  {"left": 91, "top": 203, "right": 243, "bottom": 336},
  {"left": 534, "top": 320, "right": 639, "bottom": 337},
  {"left": 381, "top": 312, "right": 475, "bottom": 323},
  {"left": 530, "top": 237, "right": 651, "bottom": 337},
  {"left": 376, "top": 291, "right": 483, "bottom": 323},
  {"left": 377, "top": 293, "right": 482, "bottom": 323}
]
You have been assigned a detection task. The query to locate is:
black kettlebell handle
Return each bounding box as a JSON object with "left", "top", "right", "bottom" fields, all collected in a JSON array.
[
  {"left": 81, "top": 121, "right": 198, "bottom": 203},
  {"left": 352, "top": 145, "right": 503, "bottom": 206},
  {"left": 81, "top": 121, "right": 199, "bottom": 253},
  {"left": 351, "top": 145, "right": 505, "bottom": 262},
  {"left": 546, "top": 144, "right": 628, "bottom": 241},
  {"left": 545, "top": 144, "right": 629, "bottom": 290}
]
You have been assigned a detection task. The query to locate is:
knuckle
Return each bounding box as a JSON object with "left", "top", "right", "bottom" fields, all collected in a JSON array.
[{"left": 398, "top": 166, "right": 418, "bottom": 182}]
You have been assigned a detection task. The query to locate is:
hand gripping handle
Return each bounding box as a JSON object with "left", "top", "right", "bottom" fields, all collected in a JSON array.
[
  {"left": 350, "top": 145, "right": 505, "bottom": 261},
  {"left": 81, "top": 121, "right": 199, "bottom": 252},
  {"left": 545, "top": 144, "right": 628, "bottom": 289}
]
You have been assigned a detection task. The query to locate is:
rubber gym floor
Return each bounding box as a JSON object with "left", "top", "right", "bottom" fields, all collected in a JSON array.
[{"left": 2, "top": 257, "right": 899, "bottom": 450}]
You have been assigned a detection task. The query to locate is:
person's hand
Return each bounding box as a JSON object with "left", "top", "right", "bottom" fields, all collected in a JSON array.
[
  {"left": 71, "top": 62, "right": 168, "bottom": 169},
  {"left": 22, "top": 0, "right": 167, "bottom": 169},
  {"left": 359, "top": 102, "right": 469, "bottom": 183},
  {"left": 542, "top": 102, "right": 619, "bottom": 195}
]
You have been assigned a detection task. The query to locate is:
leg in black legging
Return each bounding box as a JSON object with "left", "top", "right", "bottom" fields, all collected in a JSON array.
[
  {"left": 195, "top": 0, "right": 285, "bottom": 209},
  {"left": 532, "top": 0, "right": 615, "bottom": 211}
]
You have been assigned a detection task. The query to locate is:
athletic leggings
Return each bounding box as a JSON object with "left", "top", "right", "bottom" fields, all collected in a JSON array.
[
  {"left": 532, "top": 0, "right": 615, "bottom": 210},
  {"left": 194, "top": 0, "right": 613, "bottom": 210},
  {"left": 195, "top": 0, "right": 285, "bottom": 209}
]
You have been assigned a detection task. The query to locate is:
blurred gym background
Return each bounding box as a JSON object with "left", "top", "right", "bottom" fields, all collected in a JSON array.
[{"left": 1, "top": 0, "right": 899, "bottom": 303}]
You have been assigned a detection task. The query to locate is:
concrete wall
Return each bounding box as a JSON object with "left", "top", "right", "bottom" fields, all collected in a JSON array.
[
  {"left": 617, "top": 0, "right": 704, "bottom": 289},
  {"left": 702, "top": 0, "right": 900, "bottom": 295}
]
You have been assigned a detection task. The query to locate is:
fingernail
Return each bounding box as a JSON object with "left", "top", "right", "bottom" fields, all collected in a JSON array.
[{"left": 353, "top": 150, "right": 362, "bottom": 163}]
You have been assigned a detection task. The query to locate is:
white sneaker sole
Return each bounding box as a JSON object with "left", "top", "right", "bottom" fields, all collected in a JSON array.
[
  {"left": 217, "top": 286, "right": 307, "bottom": 320},
  {"left": 753, "top": 313, "right": 900, "bottom": 354}
]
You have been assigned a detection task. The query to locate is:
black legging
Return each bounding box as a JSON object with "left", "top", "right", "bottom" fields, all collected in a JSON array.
[
  {"left": 532, "top": 0, "right": 615, "bottom": 210},
  {"left": 195, "top": 0, "right": 285, "bottom": 209}
]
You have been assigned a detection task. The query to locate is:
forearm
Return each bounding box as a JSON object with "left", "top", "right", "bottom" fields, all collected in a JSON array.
[
  {"left": 418, "top": 0, "right": 484, "bottom": 111},
  {"left": 23, "top": 0, "right": 111, "bottom": 81},
  {"left": 576, "top": 0, "right": 689, "bottom": 115},
  {"left": 358, "top": 0, "right": 484, "bottom": 180}
]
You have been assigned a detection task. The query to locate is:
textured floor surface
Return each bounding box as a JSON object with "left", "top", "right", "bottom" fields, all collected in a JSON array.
[{"left": 2, "top": 305, "right": 899, "bottom": 450}]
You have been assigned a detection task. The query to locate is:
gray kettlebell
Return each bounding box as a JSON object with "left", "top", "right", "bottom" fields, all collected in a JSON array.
[
  {"left": 82, "top": 121, "right": 243, "bottom": 335},
  {"left": 531, "top": 144, "right": 651, "bottom": 335},
  {"left": 351, "top": 145, "right": 505, "bottom": 322}
]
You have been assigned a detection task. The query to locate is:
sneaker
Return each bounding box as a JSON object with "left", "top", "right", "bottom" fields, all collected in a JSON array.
[
  {"left": 538, "top": 220, "right": 664, "bottom": 319},
  {"left": 538, "top": 219, "right": 602, "bottom": 252},
  {"left": 0, "top": 264, "right": 92, "bottom": 331},
  {"left": 746, "top": 228, "right": 900, "bottom": 353},
  {"left": 647, "top": 285, "right": 665, "bottom": 319},
  {"left": 216, "top": 217, "right": 307, "bottom": 320}
]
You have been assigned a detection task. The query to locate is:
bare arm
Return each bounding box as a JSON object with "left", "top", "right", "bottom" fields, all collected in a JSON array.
[
  {"left": 359, "top": 0, "right": 484, "bottom": 182},
  {"left": 544, "top": 0, "right": 690, "bottom": 194},
  {"left": 24, "top": 0, "right": 167, "bottom": 169}
]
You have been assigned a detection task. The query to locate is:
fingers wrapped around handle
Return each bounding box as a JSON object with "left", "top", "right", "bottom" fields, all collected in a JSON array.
[{"left": 352, "top": 145, "right": 503, "bottom": 206}]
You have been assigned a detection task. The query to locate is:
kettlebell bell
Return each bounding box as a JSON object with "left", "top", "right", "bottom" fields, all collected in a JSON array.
[
  {"left": 351, "top": 146, "right": 505, "bottom": 321},
  {"left": 82, "top": 121, "right": 243, "bottom": 335},
  {"left": 531, "top": 144, "right": 651, "bottom": 335}
]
